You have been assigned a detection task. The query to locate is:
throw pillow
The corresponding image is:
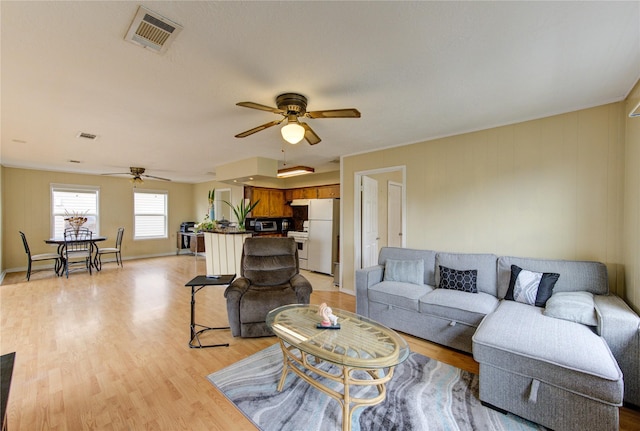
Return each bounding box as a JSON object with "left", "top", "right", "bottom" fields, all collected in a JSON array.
[
  {"left": 505, "top": 265, "right": 559, "bottom": 307},
  {"left": 383, "top": 259, "right": 424, "bottom": 285},
  {"left": 438, "top": 266, "right": 478, "bottom": 293},
  {"left": 543, "top": 291, "right": 598, "bottom": 326}
]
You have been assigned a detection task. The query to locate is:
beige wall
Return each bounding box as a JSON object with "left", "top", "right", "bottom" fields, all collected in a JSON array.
[
  {"left": 2, "top": 167, "right": 194, "bottom": 270},
  {"left": 624, "top": 80, "right": 640, "bottom": 313},
  {"left": 191, "top": 181, "right": 244, "bottom": 224},
  {"left": 0, "top": 164, "right": 4, "bottom": 278},
  {"left": 342, "top": 102, "right": 629, "bottom": 300}
]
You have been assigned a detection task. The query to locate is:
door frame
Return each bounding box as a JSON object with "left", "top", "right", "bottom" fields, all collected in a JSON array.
[
  {"left": 387, "top": 180, "right": 404, "bottom": 248},
  {"left": 353, "top": 165, "right": 406, "bottom": 276}
]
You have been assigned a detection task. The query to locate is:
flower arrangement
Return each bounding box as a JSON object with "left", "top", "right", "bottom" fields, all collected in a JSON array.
[
  {"left": 64, "top": 209, "right": 88, "bottom": 233},
  {"left": 194, "top": 214, "right": 216, "bottom": 232}
]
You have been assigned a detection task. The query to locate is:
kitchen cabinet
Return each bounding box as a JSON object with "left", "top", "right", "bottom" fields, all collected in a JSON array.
[
  {"left": 317, "top": 184, "right": 340, "bottom": 199},
  {"left": 291, "top": 187, "right": 317, "bottom": 199},
  {"left": 248, "top": 187, "right": 292, "bottom": 217}
]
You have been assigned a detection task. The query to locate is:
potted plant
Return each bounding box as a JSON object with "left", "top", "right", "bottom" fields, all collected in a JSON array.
[{"left": 224, "top": 199, "right": 260, "bottom": 231}]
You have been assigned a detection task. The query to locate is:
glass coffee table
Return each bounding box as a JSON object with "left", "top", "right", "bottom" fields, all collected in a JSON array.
[{"left": 266, "top": 304, "right": 409, "bottom": 431}]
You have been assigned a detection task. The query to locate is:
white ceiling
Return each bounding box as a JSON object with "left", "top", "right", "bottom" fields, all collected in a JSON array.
[{"left": 1, "top": 1, "right": 639, "bottom": 183}]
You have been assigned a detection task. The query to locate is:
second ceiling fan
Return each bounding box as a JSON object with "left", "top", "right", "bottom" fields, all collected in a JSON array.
[{"left": 235, "top": 93, "right": 361, "bottom": 145}]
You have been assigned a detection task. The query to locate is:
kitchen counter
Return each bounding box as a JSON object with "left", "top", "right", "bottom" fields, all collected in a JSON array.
[{"left": 202, "top": 231, "right": 253, "bottom": 275}]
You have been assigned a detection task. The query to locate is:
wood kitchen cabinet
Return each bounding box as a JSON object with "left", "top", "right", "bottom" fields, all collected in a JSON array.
[
  {"left": 248, "top": 187, "right": 292, "bottom": 217},
  {"left": 317, "top": 184, "right": 340, "bottom": 198},
  {"left": 291, "top": 187, "right": 317, "bottom": 199}
]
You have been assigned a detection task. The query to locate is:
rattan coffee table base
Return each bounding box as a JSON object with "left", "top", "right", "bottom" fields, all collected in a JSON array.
[{"left": 276, "top": 340, "right": 396, "bottom": 431}]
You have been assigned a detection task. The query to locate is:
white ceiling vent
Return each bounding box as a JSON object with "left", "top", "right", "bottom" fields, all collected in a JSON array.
[{"left": 124, "top": 6, "right": 182, "bottom": 55}]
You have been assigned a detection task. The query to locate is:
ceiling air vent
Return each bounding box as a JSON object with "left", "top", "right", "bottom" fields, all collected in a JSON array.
[
  {"left": 124, "top": 6, "right": 182, "bottom": 55},
  {"left": 77, "top": 132, "right": 98, "bottom": 140}
]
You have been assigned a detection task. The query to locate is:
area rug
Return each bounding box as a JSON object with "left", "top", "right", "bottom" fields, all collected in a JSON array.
[{"left": 207, "top": 344, "right": 546, "bottom": 431}]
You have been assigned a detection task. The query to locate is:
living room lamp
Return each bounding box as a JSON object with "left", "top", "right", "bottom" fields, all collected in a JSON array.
[{"left": 281, "top": 115, "right": 305, "bottom": 144}]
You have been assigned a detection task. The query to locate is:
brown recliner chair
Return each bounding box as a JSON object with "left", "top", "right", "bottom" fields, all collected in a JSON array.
[{"left": 224, "top": 237, "right": 312, "bottom": 338}]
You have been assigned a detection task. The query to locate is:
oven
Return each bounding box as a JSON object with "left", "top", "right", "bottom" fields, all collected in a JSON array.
[{"left": 287, "top": 231, "right": 309, "bottom": 269}]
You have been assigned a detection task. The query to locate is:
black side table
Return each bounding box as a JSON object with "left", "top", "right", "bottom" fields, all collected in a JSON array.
[{"left": 185, "top": 274, "right": 235, "bottom": 348}]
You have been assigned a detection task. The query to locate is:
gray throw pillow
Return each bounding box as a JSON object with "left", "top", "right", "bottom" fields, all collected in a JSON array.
[
  {"left": 383, "top": 259, "right": 424, "bottom": 285},
  {"left": 543, "top": 291, "right": 598, "bottom": 326}
]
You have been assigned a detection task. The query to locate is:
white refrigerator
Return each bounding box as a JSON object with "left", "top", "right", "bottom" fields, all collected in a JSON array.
[{"left": 307, "top": 199, "right": 339, "bottom": 274}]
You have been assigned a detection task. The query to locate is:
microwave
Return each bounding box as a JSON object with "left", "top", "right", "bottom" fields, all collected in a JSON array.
[{"left": 254, "top": 220, "right": 278, "bottom": 232}]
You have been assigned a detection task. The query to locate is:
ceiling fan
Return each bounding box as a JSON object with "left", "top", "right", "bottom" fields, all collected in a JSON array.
[
  {"left": 235, "top": 93, "right": 361, "bottom": 145},
  {"left": 101, "top": 167, "right": 171, "bottom": 183}
]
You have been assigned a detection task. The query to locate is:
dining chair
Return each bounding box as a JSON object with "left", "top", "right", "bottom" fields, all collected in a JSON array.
[
  {"left": 63, "top": 227, "right": 93, "bottom": 278},
  {"left": 19, "top": 231, "right": 61, "bottom": 280},
  {"left": 97, "top": 227, "right": 124, "bottom": 270}
]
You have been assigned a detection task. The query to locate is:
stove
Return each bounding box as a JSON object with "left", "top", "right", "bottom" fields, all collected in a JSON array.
[
  {"left": 286, "top": 221, "right": 309, "bottom": 242},
  {"left": 287, "top": 221, "right": 309, "bottom": 269}
]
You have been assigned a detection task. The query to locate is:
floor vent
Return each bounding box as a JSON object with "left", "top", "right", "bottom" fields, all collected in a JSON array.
[{"left": 124, "top": 6, "right": 182, "bottom": 55}]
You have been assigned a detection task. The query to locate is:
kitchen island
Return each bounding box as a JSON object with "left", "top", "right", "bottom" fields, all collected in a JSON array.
[{"left": 202, "top": 231, "right": 253, "bottom": 275}]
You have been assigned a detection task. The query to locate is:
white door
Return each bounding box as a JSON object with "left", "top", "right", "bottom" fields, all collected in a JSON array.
[
  {"left": 361, "top": 176, "right": 379, "bottom": 268},
  {"left": 387, "top": 181, "right": 403, "bottom": 247}
]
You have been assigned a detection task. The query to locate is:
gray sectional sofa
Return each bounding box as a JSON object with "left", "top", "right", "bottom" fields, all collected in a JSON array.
[{"left": 355, "top": 247, "right": 640, "bottom": 431}]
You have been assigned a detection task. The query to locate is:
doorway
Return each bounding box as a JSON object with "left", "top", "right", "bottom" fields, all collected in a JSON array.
[{"left": 354, "top": 166, "right": 406, "bottom": 271}]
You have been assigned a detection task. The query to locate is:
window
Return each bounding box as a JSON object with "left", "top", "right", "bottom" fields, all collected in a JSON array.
[
  {"left": 51, "top": 184, "right": 100, "bottom": 238},
  {"left": 134, "top": 190, "right": 168, "bottom": 239}
]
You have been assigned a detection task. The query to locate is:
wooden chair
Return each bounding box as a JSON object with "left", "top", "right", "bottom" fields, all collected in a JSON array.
[
  {"left": 19, "top": 231, "right": 61, "bottom": 280},
  {"left": 63, "top": 228, "right": 93, "bottom": 278},
  {"left": 97, "top": 227, "right": 124, "bottom": 270}
]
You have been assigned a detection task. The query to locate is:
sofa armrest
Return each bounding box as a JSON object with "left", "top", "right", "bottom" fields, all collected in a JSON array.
[
  {"left": 594, "top": 294, "right": 640, "bottom": 406},
  {"left": 291, "top": 273, "right": 313, "bottom": 303},
  {"left": 224, "top": 277, "right": 251, "bottom": 337},
  {"left": 355, "top": 265, "right": 384, "bottom": 316}
]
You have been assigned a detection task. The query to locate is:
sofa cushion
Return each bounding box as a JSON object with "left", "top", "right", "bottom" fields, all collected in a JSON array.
[
  {"left": 438, "top": 266, "right": 478, "bottom": 293},
  {"left": 379, "top": 247, "right": 437, "bottom": 286},
  {"left": 368, "top": 281, "right": 434, "bottom": 311},
  {"left": 419, "top": 289, "right": 499, "bottom": 327},
  {"left": 505, "top": 265, "right": 559, "bottom": 307},
  {"left": 383, "top": 258, "right": 424, "bottom": 285},
  {"left": 544, "top": 291, "right": 598, "bottom": 327},
  {"left": 497, "top": 256, "right": 608, "bottom": 298},
  {"left": 435, "top": 252, "right": 498, "bottom": 296},
  {"left": 473, "top": 300, "right": 623, "bottom": 405}
]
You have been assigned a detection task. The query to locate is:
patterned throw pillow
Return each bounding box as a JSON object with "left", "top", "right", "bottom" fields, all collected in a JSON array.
[
  {"left": 438, "top": 266, "right": 478, "bottom": 293},
  {"left": 505, "top": 265, "right": 560, "bottom": 307}
]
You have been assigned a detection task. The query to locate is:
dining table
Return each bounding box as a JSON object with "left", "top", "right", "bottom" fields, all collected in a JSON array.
[{"left": 45, "top": 236, "right": 107, "bottom": 275}]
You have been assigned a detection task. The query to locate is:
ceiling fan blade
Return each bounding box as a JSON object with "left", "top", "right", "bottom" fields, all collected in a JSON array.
[
  {"left": 306, "top": 108, "right": 361, "bottom": 119},
  {"left": 142, "top": 175, "right": 171, "bottom": 181},
  {"left": 101, "top": 172, "right": 130, "bottom": 176},
  {"left": 301, "top": 122, "right": 321, "bottom": 145},
  {"left": 235, "top": 119, "right": 284, "bottom": 138},
  {"left": 236, "top": 101, "right": 284, "bottom": 114}
]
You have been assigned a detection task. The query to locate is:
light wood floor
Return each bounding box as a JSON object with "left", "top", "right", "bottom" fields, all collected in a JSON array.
[{"left": 2, "top": 256, "right": 639, "bottom": 430}]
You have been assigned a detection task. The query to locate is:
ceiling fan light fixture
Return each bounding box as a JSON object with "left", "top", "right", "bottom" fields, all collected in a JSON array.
[
  {"left": 281, "top": 122, "right": 305, "bottom": 144},
  {"left": 130, "top": 177, "right": 144, "bottom": 187},
  {"left": 277, "top": 165, "right": 315, "bottom": 178}
]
